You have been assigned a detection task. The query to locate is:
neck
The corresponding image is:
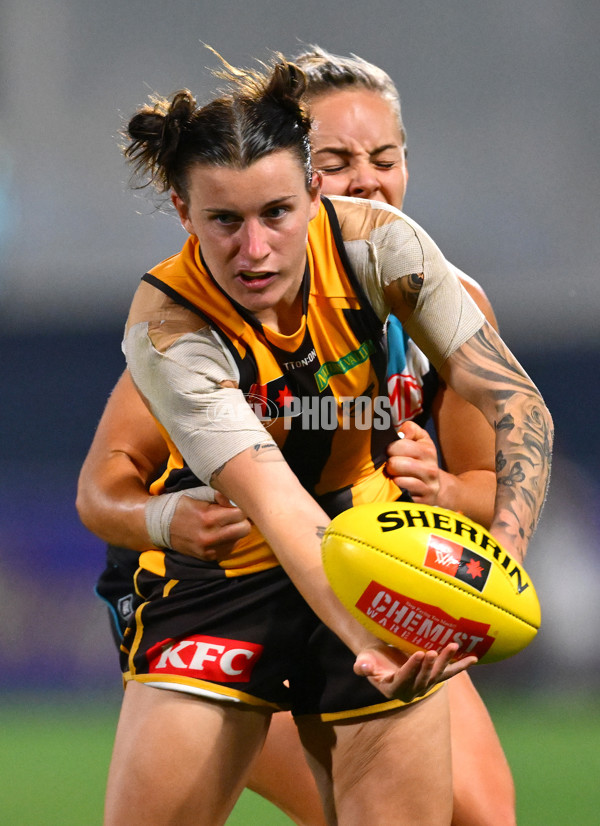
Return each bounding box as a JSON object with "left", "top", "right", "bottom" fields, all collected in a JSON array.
[{"left": 256, "top": 289, "right": 304, "bottom": 335}]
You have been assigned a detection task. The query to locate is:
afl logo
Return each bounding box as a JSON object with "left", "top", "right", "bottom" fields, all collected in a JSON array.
[
  {"left": 206, "top": 393, "right": 279, "bottom": 427},
  {"left": 246, "top": 392, "right": 280, "bottom": 424}
]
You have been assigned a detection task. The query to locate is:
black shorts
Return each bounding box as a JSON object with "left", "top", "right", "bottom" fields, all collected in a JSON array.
[
  {"left": 121, "top": 559, "right": 409, "bottom": 720},
  {"left": 95, "top": 545, "right": 143, "bottom": 647}
]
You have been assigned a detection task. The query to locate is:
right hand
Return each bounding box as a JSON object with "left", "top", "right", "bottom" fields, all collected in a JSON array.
[
  {"left": 169, "top": 491, "right": 251, "bottom": 561},
  {"left": 354, "top": 642, "right": 477, "bottom": 702},
  {"left": 386, "top": 421, "right": 443, "bottom": 504}
]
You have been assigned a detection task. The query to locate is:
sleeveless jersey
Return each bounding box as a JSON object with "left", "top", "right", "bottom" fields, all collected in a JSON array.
[{"left": 139, "top": 198, "right": 402, "bottom": 576}]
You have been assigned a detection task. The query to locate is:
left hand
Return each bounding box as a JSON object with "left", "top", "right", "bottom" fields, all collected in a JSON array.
[
  {"left": 169, "top": 491, "right": 252, "bottom": 561},
  {"left": 386, "top": 421, "right": 442, "bottom": 504},
  {"left": 354, "top": 642, "right": 477, "bottom": 702}
]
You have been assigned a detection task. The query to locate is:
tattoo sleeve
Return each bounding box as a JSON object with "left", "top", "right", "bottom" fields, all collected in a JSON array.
[{"left": 442, "top": 323, "right": 554, "bottom": 560}]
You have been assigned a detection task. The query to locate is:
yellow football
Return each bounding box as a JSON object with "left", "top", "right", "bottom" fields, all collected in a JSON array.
[{"left": 322, "top": 502, "right": 541, "bottom": 663}]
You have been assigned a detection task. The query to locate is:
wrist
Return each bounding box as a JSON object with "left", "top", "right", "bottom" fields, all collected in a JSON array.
[
  {"left": 145, "top": 486, "right": 218, "bottom": 549},
  {"left": 435, "top": 468, "right": 455, "bottom": 510}
]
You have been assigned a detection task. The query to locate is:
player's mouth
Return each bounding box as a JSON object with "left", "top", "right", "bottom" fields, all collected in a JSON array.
[{"left": 236, "top": 271, "right": 277, "bottom": 289}]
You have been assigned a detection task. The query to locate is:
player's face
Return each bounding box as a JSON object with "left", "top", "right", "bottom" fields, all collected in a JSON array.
[
  {"left": 173, "top": 150, "right": 321, "bottom": 327},
  {"left": 310, "top": 89, "right": 408, "bottom": 210}
]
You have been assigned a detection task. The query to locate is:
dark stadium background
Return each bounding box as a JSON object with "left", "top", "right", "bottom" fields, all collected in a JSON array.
[{"left": 1, "top": 1, "right": 599, "bottom": 822}]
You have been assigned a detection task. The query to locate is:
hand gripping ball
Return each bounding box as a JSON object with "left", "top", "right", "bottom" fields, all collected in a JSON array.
[{"left": 321, "top": 502, "right": 541, "bottom": 663}]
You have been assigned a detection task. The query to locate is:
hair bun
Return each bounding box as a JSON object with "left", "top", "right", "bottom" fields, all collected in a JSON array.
[
  {"left": 164, "top": 90, "right": 196, "bottom": 130},
  {"left": 264, "top": 60, "right": 310, "bottom": 132},
  {"left": 160, "top": 90, "right": 196, "bottom": 158}
]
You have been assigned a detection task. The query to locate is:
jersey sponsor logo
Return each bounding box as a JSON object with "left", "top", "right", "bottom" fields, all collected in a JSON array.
[
  {"left": 315, "top": 339, "right": 375, "bottom": 392},
  {"left": 387, "top": 372, "right": 424, "bottom": 425},
  {"left": 424, "top": 534, "right": 492, "bottom": 593},
  {"left": 356, "top": 581, "right": 495, "bottom": 659},
  {"left": 282, "top": 349, "right": 317, "bottom": 371},
  {"left": 146, "top": 634, "right": 263, "bottom": 683}
]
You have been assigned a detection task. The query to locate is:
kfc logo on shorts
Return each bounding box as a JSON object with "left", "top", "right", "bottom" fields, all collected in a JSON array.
[
  {"left": 146, "top": 634, "right": 263, "bottom": 683},
  {"left": 424, "top": 534, "right": 492, "bottom": 593}
]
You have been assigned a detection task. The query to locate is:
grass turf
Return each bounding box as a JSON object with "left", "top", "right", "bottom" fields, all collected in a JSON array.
[{"left": 0, "top": 692, "right": 598, "bottom": 824}]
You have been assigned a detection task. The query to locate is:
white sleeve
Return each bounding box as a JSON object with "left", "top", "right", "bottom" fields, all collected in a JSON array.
[{"left": 123, "top": 321, "right": 276, "bottom": 484}]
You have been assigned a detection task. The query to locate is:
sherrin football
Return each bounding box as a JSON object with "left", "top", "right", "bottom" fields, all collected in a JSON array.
[{"left": 321, "top": 502, "right": 541, "bottom": 664}]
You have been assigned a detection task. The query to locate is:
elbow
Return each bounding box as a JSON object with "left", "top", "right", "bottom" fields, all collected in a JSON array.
[
  {"left": 75, "top": 460, "right": 106, "bottom": 538},
  {"left": 75, "top": 472, "right": 96, "bottom": 533}
]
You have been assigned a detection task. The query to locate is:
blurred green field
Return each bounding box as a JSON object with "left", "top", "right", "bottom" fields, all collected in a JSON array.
[{"left": 1, "top": 691, "right": 598, "bottom": 825}]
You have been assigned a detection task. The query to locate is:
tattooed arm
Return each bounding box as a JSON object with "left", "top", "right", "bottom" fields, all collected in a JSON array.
[
  {"left": 385, "top": 273, "right": 553, "bottom": 562},
  {"left": 438, "top": 323, "right": 553, "bottom": 561},
  {"left": 335, "top": 199, "right": 552, "bottom": 557}
]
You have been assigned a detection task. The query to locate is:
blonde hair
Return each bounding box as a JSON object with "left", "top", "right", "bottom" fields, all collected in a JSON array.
[{"left": 294, "top": 45, "right": 406, "bottom": 148}]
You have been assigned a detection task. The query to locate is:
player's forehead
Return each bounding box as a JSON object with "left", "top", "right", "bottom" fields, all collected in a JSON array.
[
  {"left": 185, "top": 150, "right": 309, "bottom": 211},
  {"left": 310, "top": 88, "right": 404, "bottom": 155}
]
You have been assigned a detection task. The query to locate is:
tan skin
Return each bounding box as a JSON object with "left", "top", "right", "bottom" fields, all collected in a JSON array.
[
  {"left": 310, "top": 89, "right": 515, "bottom": 826},
  {"left": 106, "top": 150, "right": 478, "bottom": 826},
  {"left": 103, "top": 147, "right": 551, "bottom": 825},
  {"left": 77, "top": 90, "right": 525, "bottom": 825}
]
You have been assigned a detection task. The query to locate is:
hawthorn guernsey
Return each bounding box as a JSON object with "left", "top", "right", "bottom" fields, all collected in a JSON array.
[{"left": 321, "top": 502, "right": 541, "bottom": 664}]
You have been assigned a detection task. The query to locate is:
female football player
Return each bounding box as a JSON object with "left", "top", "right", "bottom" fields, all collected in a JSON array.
[{"left": 92, "top": 54, "right": 551, "bottom": 825}]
